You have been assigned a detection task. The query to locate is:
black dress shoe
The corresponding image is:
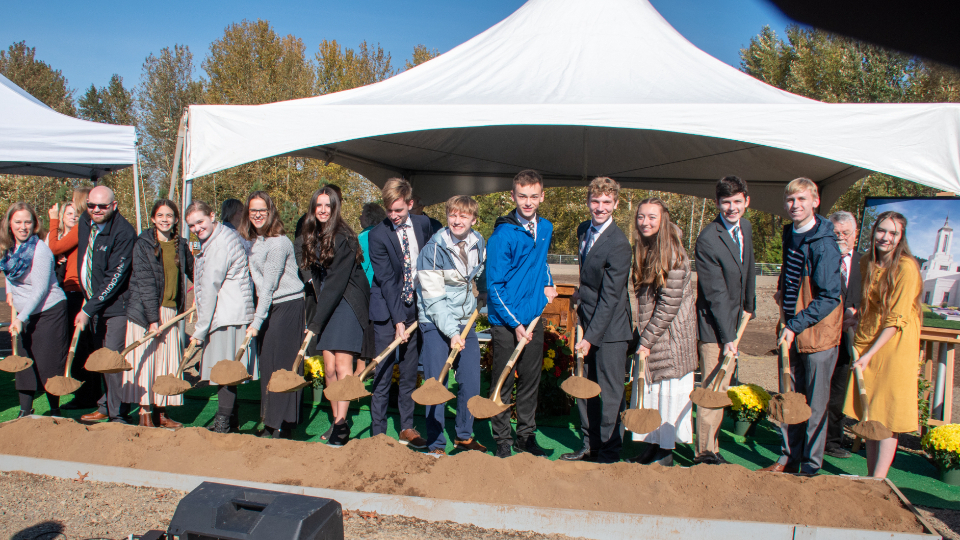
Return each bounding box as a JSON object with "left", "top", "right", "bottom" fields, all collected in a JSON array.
[
  {"left": 652, "top": 448, "right": 673, "bottom": 466},
  {"left": 514, "top": 436, "right": 546, "bottom": 457},
  {"left": 628, "top": 443, "right": 660, "bottom": 464},
  {"left": 693, "top": 451, "right": 730, "bottom": 465},
  {"left": 496, "top": 441, "right": 513, "bottom": 458},
  {"left": 824, "top": 445, "right": 852, "bottom": 459},
  {"left": 560, "top": 446, "right": 594, "bottom": 461}
]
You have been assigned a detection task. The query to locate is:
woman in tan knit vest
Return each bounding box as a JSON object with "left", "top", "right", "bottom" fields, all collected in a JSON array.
[{"left": 628, "top": 198, "right": 697, "bottom": 466}]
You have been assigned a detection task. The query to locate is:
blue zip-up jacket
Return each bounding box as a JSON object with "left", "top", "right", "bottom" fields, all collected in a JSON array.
[
  {"left": 416, "top": 228, "right": 486, "bottom": 338},
  {"left": 485, "top": 210, "right": 554, "bottom": 328}
]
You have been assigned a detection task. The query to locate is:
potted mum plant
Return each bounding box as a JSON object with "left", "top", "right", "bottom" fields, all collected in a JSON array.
[
  {"left": 921, "top": 424, "right": 960, "bottom": 485},
  {"left": 303, "top": 355, "right": 325, "bottom": 405},
  {"left": 727, "top": 383, "right": 771, "bottom": 437}
]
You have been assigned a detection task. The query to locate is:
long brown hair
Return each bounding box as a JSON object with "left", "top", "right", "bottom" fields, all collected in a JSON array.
[
  {"left": 241, "top": 191, "right": 285, "bottom": 240},
  {"left": 72, "top": 186, "right": 91, "bottom": 219},
  {"left": 1, "top": 202, "right": 42, "bottom": 256},
  {"left": 150, "top": 199, "right": 181, "bottom": 268},
  {"left": 631, "top": 197, "right": 687, "bottom": 289},
  {"left": 302, "top": 186, "right": 363, "bottom": 268},
  {"left": 863, "top": 211, "right": 921, "bottom": 317}
]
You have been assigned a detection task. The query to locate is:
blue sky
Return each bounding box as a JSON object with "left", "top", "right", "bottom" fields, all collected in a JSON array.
[
  {"left": 1, "top": 0, "right": 796, "bottom": 94},
  {"left": 862, "top": 198, "right": 960, "bottom": 260}
]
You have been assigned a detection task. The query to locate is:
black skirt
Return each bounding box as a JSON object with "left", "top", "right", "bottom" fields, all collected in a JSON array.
[
  {"left": 316, "top": 298, "right": 363, "bottom": 355},
  {"left": 258, "top": 298, "right": 305, "bottom": 429},
  {"left": 16, "top": 300, "right": 69, "bottom": 393},
  {"left": 359, "top": 316, "right": 376, "bottom": 359}
]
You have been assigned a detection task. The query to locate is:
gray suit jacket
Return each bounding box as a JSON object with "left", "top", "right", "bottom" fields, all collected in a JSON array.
[
  {"left": 576, "top": 220, "right": 633, "bottom": 344},
  {"left": 694, "top": 215, "right": 757, "bottom": 345}
]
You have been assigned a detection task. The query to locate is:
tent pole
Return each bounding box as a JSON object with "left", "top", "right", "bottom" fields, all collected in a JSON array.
[
  {"left": 168, "top": 109, "right": 188, "bottom": 201},
  {"left": 133, "top": 141, "right": 142, "bottom": 234}
]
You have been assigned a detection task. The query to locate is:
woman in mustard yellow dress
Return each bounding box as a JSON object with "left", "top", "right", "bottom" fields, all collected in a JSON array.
[{"left": 844, "top": 210, "right": 922, "bottom": 478}]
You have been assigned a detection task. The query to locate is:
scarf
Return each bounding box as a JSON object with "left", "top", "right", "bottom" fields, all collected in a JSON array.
[{"left": 0, "top": 234, "right": 39, "bottom": 282}]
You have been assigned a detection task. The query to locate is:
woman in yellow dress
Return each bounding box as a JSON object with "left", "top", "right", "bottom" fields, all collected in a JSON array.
[{"left": 844, "top": 210, "right": 922, "bottom": 478}]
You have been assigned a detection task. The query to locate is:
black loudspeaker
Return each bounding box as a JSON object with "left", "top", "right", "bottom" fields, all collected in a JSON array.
[{"left": 166, "top": 482, "right": 344, "bottom": 540}]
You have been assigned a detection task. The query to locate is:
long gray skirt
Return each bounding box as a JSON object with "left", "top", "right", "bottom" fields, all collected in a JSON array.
[{"left": 200, "top": 325, "right": 258, "bottom": 382}]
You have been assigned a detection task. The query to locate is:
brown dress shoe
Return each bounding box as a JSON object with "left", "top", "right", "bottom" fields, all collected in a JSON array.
[
  {"left": 399, "top": 428, "right": 428, "bottom": 449},
  {"left": 157, "top": 412, "right": 183, "bottom": 429},
  {"left": 759, "top": 462, "right": 799, "bottom": 473},
  {"left": 139, "top": 412, "right": 155, "bottom": 428},
  {"left": 80, "top": 411, "right": 108, "bottom": 422},
  {"left": 455, "top": 437, "right": 487, "bottom": 453}
]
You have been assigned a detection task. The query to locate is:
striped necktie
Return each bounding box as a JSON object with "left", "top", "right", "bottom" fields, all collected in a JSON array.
[{"left": 82, "top": 224, "right": 100, "bottom": 297}]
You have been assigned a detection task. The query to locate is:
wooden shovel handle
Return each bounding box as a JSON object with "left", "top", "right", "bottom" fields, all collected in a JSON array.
[
  {"left": 120, "top": 307, "right": 197, "bottom": 356},
  {"left": 709, "top": 312, "right": 752, "bottom": 392},
  {"left": 290, "top": 330, "right": 315, "bottom": 372},
  {"left": 438, "top": 310, "right": 479, "bottom": 382},
  {"left": 234, "top": 333, "right": 253, "bottom": 363},
  {"left": 636, "top": 350, "right": 648, "bottom": 393},
  {"left": 357, "top": 321, "right": 420, "bottom": 381},
  {"left": 8, "top": 307, "right": 18, "bottom": 354},
  {"left": 490, "top": 315, "right": 541, "bottom": 402},
  {"left": 852, "top": 352, "right": 871, "bottom": 422},
  {"left": 175, "top": 341, "right": 201, "bottom": 378},
  {"left": 575, "top": 325, "right": 585, "bottom": 378},
  {"left": 63, "top": 326, "right": 84, "bottom": 377}
]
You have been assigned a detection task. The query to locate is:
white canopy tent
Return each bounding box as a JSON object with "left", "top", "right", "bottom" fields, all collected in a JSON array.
[
  {"left": 0, "top": 73, "right": 136, "bottom": 180},
  {"left": 181, "top": 0, "right": 960, "bottom": 216}
]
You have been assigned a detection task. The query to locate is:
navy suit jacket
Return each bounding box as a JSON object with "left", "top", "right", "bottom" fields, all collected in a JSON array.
[{"left": 368, "top": 214, "right": 438, "bottom": 324}]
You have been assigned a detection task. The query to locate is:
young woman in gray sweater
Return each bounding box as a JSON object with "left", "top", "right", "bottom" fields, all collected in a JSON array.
[
  {"left": 242, "top": 191, "right": 305, "bottom": 439},
  {"left": 1, "top": 202, "right": 68, "bottom": 417}
]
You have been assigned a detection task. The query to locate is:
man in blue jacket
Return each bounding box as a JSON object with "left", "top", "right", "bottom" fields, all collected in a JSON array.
[
  {"left": 486, "top": 169, "right": 557, "bottom": 458},
  {"left": 761, "top": 177, "right": 842, "bottom": 476}
]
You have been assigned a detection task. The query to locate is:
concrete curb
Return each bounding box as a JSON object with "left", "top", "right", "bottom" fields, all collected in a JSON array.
[{"left": 0, "top": 454, "right": 940, "bottom": 540}]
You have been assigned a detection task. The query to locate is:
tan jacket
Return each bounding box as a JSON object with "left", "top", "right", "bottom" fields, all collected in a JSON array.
[{"left": 629, "top": 261, "right": 698, "bottom": 383}]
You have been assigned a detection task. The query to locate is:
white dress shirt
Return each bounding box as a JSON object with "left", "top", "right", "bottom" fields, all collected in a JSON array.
[
  {"left": 444, "top": 229, "right": 479, "bottom": 275},
  {"left": 394, "top": 216, "right": 421, "bottom": 283},
  {"left": 721, "top": 217, "right": 743, "bottom": 262},
  {"left": 516, "top": 211, "right": 537, "bottom": 240},
  {"left": 581, "top": 217, "right": 613, "bottom": 258}
]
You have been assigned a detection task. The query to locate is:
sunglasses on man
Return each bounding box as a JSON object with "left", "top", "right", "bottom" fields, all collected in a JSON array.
[{"left": 86, "top": 202, "right": 114, "bottom": 211}]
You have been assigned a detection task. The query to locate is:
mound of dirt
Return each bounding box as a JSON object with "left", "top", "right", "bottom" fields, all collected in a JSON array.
[
  {"left": 324, "top": 375, "right": 369, "bottom": 402},
  {"left": 621, "top": 408, "right": 662, "bottom": 434},
  {"left": 266, "top": 370, "right": 309, "bottom": 393},
  {"left": 559, "top": 377, "right": 600, "bottom": 399},
  {"left": 84, "top": 349, "right": 131, "bottom": 374},
  {"left": 852, "top": 419, "right": 894, "bottom": 441},
  {"left": 768, "top": 392, "right": 812, "bottom": 424},
  {"left": 412, "top": 378, "right": 455, "bottom": 406},
  {"left": 689, "top": 388, "right": 732, "bottom": 409},
  {"left": 0, "top": 418, "right": 923, "bottom": 534},
  {"left": 209, "top": 360, "right": 251, "bottom": 386}
]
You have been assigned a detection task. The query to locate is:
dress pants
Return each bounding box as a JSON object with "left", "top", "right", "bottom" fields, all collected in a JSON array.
[
  {"left": 490, "top": 321, "right": 544, "bottom": 444},
  {"left": 89, "top": 314, "right": 131, "bottom": 422},
  {"left": 826, "top": 333, "right": 853, "bottom": 450},
  {"left": 695, "top": 340, "right": 736, "bottom": 456},
  {"left": 370, "top": 319, "right": 419, "bottom": 436},
  {"left": 65, "top": 291, "right": 101, "bottom": 406},
  {"left": 777, "top": 344, "right": 837, "bottom": 474},
  {"left": 421, "top": 322, "right": 480, "bottom": 451},
  {"left": 576, "top": 340, "right": 629, "bottom": 462}
]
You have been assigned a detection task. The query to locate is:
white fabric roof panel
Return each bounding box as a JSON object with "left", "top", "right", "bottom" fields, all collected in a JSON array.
[
  {"left": 0, "top": 73, "right": 135, "bottom": 179},
  {"left": 183, "top": 0, "right": 960, "bottom": 215}
]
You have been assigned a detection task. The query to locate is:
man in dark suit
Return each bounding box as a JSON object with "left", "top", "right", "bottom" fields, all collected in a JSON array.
[
  {"left": 75, "top": 186, "right": 136, "bottom": 424},
  {"left": 367, "top": 178, "right": 439, "bottom": 448},
  {"left": 693, "top": 176, "right": 757, "bottom": 465},
  {"left": 825, "top": 211, "right": 862, "bottom": 459},
  {"left": 561, "top": 177, "right": 633, "bottom": 464}
]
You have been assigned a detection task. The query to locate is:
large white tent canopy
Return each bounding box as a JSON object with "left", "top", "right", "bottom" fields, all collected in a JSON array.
[
  {"left": 182, "top": 0, "right": 960, "bottom": 215},
  {"left": 0, "top": 73, "right": 136, "bottom": 179}
]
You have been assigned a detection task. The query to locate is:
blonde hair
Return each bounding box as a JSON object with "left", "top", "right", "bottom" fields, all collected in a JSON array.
[
  {"left": 72, "top": 187, "right": 91, "bottom": 217},
  {"left": 382, "top": 178, "right": 413, "bottom": 209},
  {"left": 586, "top": 177, "right": 620, "bottom": 203},
  {"left": 445, "top": 195, "right": 479, "bottom": 219},
  {"left": 631, "top": 198, "right": 687, "bottom": 289},
  {"left": 784, "top": 177, "right": 819, "bottom": 199},
  {"left": 56, "top": 202, "right": 74, "bottom": 238}
]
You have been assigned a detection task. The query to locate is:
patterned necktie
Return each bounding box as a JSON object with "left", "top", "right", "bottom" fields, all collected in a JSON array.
[
  {"left": 456, "top": 240, "right": 469, "bottom": 272},
  {"left": 399, "top": 224, "right": 414, "bottom": 305},
  {"left": 731, "top": 224, "right": 742, "bottom": 262},
  {"left": 83, "top": 224, "right": 99, "bottom": 297},
  {"left": 841, "top": 255, "right": 849, "bottom": 287},
  {"left": 526, "top": 221, "right": 536, "bottom": 242},
  {"left": 581, "top": 226, "right": 597, "bottom": 261}
]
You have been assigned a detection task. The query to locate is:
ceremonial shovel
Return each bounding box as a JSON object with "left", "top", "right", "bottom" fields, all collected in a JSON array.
[
  {"left": 621, "top": 351, "right": 662, "bottom": 434},
  {"left": 266, "top": 330, "right": 316, "bottom": 393},
  {"left": 766, "top": 314, "right": 812, "bottom": 424},
  {"left": 152, "top": 341, "right": 202, "bottom": 396},
  {"left": 850, "top": 348, "right": 893, "bottom": 441},
  {"left": 689, "top": 313, "right": 752, "bottom": 409},
  {"left": 560, "top": 325, "right": 601, "bottom": 400},
  {"left": 467, "top": 315, "right": 542, "bottom": 419},
  {"left": 209, "top": 333, "right": 254, "bottom": 386},
  {"left": 412, "top": 310, "right": 479, "bottom": 406},
  {"left": 45, "top": 326, "right": 84, "bottom": 396},
  {"left": 0, "top": 308, "right": 33, "bottom": 373},
  {"left": 323, "top": 322, "right": 419, "bottom": 402},
  {"left": 85, "top": 307, "right": 196, "bottom": 374}
]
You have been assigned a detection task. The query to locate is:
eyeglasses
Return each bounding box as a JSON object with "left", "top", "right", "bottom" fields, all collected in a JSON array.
[
  {"left": 249, "top": 209, "right": 269, "bottom": 216},
  {"left": 86, "top": 202, "right": 112, "bottom": 211}
]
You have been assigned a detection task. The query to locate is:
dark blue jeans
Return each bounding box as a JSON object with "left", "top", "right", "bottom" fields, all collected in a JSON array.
[{"left": 420, "top": 322, "right": 480, "bottom": 451}]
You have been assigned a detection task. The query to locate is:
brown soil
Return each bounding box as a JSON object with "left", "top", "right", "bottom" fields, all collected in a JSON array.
[
  {"left": 559, "top": 376, "right": 601, "bottom": 400},
  {"left": 153, "top": 375, "right": 192, "bottom": 396},
  {"left": 84, "top": 348, "right": 131, "bottom": 374},
  {"left": 621, "top": 408, "right": 662, "bottom": 434},
  {"left": 768, "top": 392, "right": 812, "bottom": 424},
  {"left": 44, "top": 375, "right": 83, "bottom": 396},
  {"left": 0, "top": 354, "right": 32, "bottom": 373},
  {"left": 209, "top": 360, "right": 252, "bottom": 386},
  {"left": 466, "top": 396, "right": 510, "bottom": 419},
  {"left": 689, "top": 388, "right": 732, "bottom": 409},
  {"left": 324, "top": 375, "right": 370, "bottom": 402},
  {"left": 852, "top": 420, "right": 894, "bottom": 441},
  {"left": 412, "top": 378, "right": 455, "bottom": 406},
  {"left": 267, "top": 369, "right": 309, "bottom": 393},
  {"left": 0, "top": 418, "right": 923, "bottom": 533}
]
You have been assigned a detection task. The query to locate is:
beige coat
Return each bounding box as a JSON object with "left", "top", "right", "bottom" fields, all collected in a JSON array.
[{"left": 629, "top": 260, "right": 698, "bottom": 383}]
